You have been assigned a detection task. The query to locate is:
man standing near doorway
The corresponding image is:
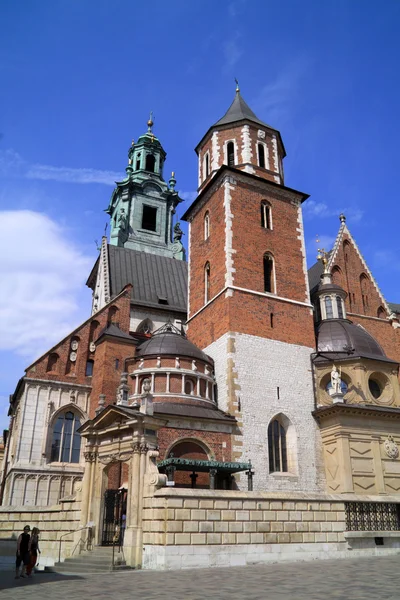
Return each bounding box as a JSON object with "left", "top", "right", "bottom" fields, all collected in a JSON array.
[{"left": 15, "top": 525, "right": 30, "bottom": 579}]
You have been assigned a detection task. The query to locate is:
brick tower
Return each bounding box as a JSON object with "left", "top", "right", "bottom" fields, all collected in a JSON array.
[{"left": 182, "top": 85, "right": 323, "bottom": 492}]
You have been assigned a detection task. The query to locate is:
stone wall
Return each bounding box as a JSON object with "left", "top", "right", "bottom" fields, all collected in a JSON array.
[{"left": 0, "top": 496, "right": 82, "bottom": 568}]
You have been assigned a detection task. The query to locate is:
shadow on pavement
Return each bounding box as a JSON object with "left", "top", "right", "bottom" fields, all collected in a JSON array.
[{"left": 0, "top": 569, "right": 83, "bottom": 591}]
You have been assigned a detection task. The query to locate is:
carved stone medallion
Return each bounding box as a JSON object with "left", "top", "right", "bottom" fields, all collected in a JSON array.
[
  {"left": 384, "top": 436, "right": 399, "bottom": 459},
  {"left": 69, "top": 351, "right": 77, "bottom": 362},
  {"left": 71, "top": 340, "right": 79, "bottom": 351}
]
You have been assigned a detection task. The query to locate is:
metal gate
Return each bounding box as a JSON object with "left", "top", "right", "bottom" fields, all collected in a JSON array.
[{"left": 102, "top": 488, "right": 127, "bottom": 546}]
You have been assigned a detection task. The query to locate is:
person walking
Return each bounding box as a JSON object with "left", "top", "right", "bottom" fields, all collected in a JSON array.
[
  {"left": 15, "top": 525, "right": 30, "bottom": 579},
  {"left": 26, "top": 527, "right": 41, "bottom": 576}
]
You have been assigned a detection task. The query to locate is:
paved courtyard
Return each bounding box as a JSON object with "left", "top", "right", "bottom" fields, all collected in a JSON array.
[{"left": 1, "top": 554, "right": 400, "bottom": 600}]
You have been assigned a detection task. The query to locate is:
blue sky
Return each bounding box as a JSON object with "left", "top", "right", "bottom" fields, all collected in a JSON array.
[{"left": 1, "top": 0, "right": 399, "bottom": 431}]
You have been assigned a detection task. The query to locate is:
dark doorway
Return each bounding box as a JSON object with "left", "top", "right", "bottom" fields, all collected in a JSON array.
[{"left": 102, "top": 488, "right": 127, "bottom": 546}]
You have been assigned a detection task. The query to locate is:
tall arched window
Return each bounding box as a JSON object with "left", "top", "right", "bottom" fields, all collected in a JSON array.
[
  {"left": 108, "top": 306, "right": 119, "bottom": 325},
  {"left": 360, "top": 273, "right": 369, "bottom": 313},
  {"left": 204, "top": 152, "right": 210, "bottom": 179},
  {"left": 258, "top": 144, "right": 265, "bottom": 168},
  {"left": 204, "top": 262, "right": 211, "bottom": 303},
  {"left": 51, "top": 411, "right": 81, "bottom": 463},
  {"left": 263, "top": 254, "right": 274, "bottom": 293},
  {"left": 89, "top": 320, "right": 100, "bottom": 343},
  {"left": 46, "top": 353, "right": 59, "bottom": 373},
  {"left": 145, "top": 154, "right": 156, "bottom": 172},
  {"left": 204, "top": 211, "right": 210, "bottom": 240},
  {"left": 227, "top": 141, "right": 235, "bottom": 167},
  {"left": 261, "top": 202, "right": 271, "bottom": 229},
  {"left": 325, "top": 296, "right": 333, "bottom": 319},
  {"left": 268, "top": 419, "right": 287, "bottom": 473},
  {"left": 336, "top": 296, "right": 344, "bottom": 318},
  {"left": 377, "top": 306, "right": 386, "bottom": 319}
]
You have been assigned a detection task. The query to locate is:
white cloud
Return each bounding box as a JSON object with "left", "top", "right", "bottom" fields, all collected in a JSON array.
[
  {"left": 223, "top": 32, "right": 242, "bottom": 71},
  {"left": 0, "top": 149, "right": 122, "bottom": 185},
  {"left": 0, "top": 210, "right": 92, "bottom": 359},
  {"left": 303, "top": 200, "right": 364, "bottom": 222}
]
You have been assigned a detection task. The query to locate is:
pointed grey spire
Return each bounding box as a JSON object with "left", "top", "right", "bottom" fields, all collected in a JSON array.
[{"left": 214, "top": 91, "right": 272, "bottom": 129}]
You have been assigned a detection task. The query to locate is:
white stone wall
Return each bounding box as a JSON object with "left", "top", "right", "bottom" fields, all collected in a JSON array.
[
  {"left": 5, "top": 379, "right": 89, "bottom": 506},
  {"left": 205, "top": 332, "right": 324, "bottom": 493},
  {"left": 130, "top": 307, "right": 186, "bottom": 334}
]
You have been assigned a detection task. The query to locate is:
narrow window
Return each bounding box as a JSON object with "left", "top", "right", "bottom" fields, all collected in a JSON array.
[
  {"left": 263, "top": 254, "right": 274, "bottom": 293},
  {"left": 205, "top": 153, "right": 210, "bottom": 178},
  {"left": 47, "top": 353, "right": 59, "bottom": 373},
  {"left": 204, "top": 212, "right": 210, "bottom": 240},
  {"left": 377, "top": 306, "right": 386, "bottom": 319},
  {"left": 108, "top": 305, "right": 119, "bottom": 326},
  {"left": 135, "top": 153, "right": 141, "bottom": 170},
  {"left": 85, "top": 360, "right": 94, "bottom": 377},
  {"left": 336, "top": 296, "right": 344, "bottom": 318},
  {"left": 227, "top": 141, "right": 235, "bottom": 167},
  {"left": 115, "top": 359, "right": 120, "bottom": 370},
  {"left": 185, "top": 380, "right": 194, "bottom": 395},
  {"left": 145, "top": 154, "right": 156, "bottom": 172},
  {"left": 325, "top": 296, "right": 333, "bottom": 319},
  {"left": 204, "top": 262, "right": 211, "bottom": 303},
  {"left": 268, "top": 419, "right": 287, "bottom": 473},
  {"left": 258, "top": 144, "right": 265, "bottom": 168},
  {"left": 51, "top": 412, "right": 81, "bottom": 463},
  {"left": 261, "top": 202, "right": 271, "bottom": 229},
  {"left": 141, "top": 205, "right": 157, "bottom": 231},
  {"left": 270, "top": 312, "right": 274, "bottom": 328}
]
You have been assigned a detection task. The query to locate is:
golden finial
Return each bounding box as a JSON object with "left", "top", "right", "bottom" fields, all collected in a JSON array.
[
  {"left": 316, "top": 235, "right": 329, "bottom": 273},
  {"left": 171, "top": 171, "right": 175, "bottom": 177},
  {"left": 131, "top": 139, "right": 135, "bottom": 146},
  {"left": 235, "top": 77, "right": 240, "bottom": 93},
  {"left": 147, "top": 111, "right": 154, "bottom": 132}
]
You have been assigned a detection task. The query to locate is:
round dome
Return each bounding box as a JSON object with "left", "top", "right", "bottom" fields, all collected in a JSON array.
[
  {"left": 317, "top": 319, "right": 386, "bottom": 359},
  {"left": 314, "top": 282, "right": 346, "bottom": 296},
  {"left": 136, "top": 331, "right": 212, "bottom": 364}
]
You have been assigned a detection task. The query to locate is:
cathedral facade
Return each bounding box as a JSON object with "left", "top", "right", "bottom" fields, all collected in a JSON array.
[{"left": 2, "top": 88, "right": 400, "bottom": 567}]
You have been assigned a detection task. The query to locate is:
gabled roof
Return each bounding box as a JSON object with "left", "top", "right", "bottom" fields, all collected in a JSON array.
[
  {"left": 96, "top": 323, "right": 135, "bottom": 343},
  {"left": 107, "top": 245, "right": 188, "bottom": 314},
  {"left": 214, "top": 91, "right": 272, "bottom": 129}
]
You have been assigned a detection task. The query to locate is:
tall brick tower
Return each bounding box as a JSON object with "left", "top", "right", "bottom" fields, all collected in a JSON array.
[{"left": 182, "top": 85, "right": 323, "bottom": 492}]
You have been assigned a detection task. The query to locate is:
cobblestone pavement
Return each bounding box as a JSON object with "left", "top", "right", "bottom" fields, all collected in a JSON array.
[{"left": 1, "top": 554, "right": 400, "bottom": 600}]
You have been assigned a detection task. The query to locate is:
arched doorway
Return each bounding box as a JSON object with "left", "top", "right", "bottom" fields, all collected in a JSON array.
[
  {"left": 102, "top": 461, "right": 128, "bottom": 546},
  {"left": 168, "top": 440, "right": 210, "bottom": 489}
]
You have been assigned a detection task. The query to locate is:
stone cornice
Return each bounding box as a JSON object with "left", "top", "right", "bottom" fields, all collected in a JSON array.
[{"left": 313, "top": 403, "right": 400, "bottom": 421}]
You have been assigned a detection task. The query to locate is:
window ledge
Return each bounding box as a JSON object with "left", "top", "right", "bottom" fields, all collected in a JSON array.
[{"left": 269, "top": 472, "right": 298, "bottom": 479}]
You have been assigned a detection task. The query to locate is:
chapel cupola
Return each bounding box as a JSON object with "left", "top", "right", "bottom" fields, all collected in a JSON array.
[
  {"left": 313, "top": 250, "right": 347, "bottom": 322},
  {"left": 195, "top": 83, "right": 286, "bottom": 191},
  {"left": 106, "top": 114, "right": 186, "bottom": 260}
]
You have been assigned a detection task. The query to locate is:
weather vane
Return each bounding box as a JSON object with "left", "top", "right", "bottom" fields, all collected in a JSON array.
[{"left": 235, "top": 78, "right": 240, "bottom": 92}]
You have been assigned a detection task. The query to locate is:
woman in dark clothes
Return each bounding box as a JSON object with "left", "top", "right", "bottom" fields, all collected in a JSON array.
[{"left": 15, "top": 525, "right": 30, "bottom": 579}]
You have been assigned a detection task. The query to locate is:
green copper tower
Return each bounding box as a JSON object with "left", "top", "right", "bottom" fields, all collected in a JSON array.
[{"left": 106, "top": 114, "right": 186, "bottom": 260}]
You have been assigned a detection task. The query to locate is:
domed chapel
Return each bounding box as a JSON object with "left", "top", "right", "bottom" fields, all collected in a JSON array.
[{"left": 2, "top": 87, "right": 400, "bottom": 569}]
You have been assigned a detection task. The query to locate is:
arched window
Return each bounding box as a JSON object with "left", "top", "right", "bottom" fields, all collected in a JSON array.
[
  {"left": 203, "top": 152, "right": 210, "bottom": 179},
  {"left": 108, "top": 306, "right": 119, "bottom": 326},
  {"left": 85, "top": 360, "right": 94, "bottom": 377},
  {"left": 336, "top": 296, "right": 344, "bottom": 318},
  {"left": 377, "top": 306, "right": 386, "bottom": 319},
  {"left": 263, "top": 254, "right": 274, "bottom": 293},
  {"left": 360, "top": 273, "right": 369, "bottom": 312},
  {"left": 325, "top": 296, "right": 333, "bottom": 319},
  {"left": 204, "top": 262, "right": 211, "bottom": 303},
  {"left": 185, "top": 379, "right": 194, "bottom": 395},
  {"left": 258, "top": 144, "right": 265, "bottom": 168},
  {"left": 46, "top": 353, "right": 59, "bottom": 373},
  {"left": 135, "top": 153, "right": 141, "bottom": 171},
  {"left": 204, "top": 211, "right": 210, "bottom": 240},
  {"left": 136, "top": 318, "right": 153, "bottom": 334},
  {"left": 331, "top": 266, "right": 344, "bottom": 288},
  {"left": 50, "top": 411, "right": 81, "bottom": 463},
  {"left": 261, "top": 202, "right": 271, "bottom": 229},
  {"left": 227, "top": 141, "right": 235, "bottom": 167},
  {"left": 145, "top": 154, "right": 156, "bottom": 172},
  {"left": 343, "top": 240, "right": 351, "bottom": 264},
  {"left": 89, "top": 320, "right": 100, "bottom": 343},
  {"left": 268, "top": 419, "right": 287, "bottom": 473}
]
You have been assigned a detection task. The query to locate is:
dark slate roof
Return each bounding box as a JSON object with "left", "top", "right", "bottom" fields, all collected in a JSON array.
[
  {"left": 136, "top": 330, "right": 212, "bottom": 363},
  {"left": 316, "top": 319, "right": 395, "bottom": 362},
  {"left": 214, "top": 91, "right": 272, "bottom": 129},
  {"left": 389, "top": 302, "right": 400, "bottom": 314},
  {"left": 153, "top": 402, "right": 236, "bottom": 422},
  {"left": 96, "top": 323, "right": 135, "bottom": 343},
  {"left": 108, "top": 245, "right": 188, "bottom": 313},
  {"left": 308, "top": 258, "right": 326, "bottom": 294}
]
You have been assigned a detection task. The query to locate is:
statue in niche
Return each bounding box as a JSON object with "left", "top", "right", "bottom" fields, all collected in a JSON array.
[
  {"left": 173, "top": 222, "right": 184, "bottom": 242},
  {"left": 331, "top": 364, "right": 342, "bottom": 395},
  {"left": 118, "top": 208, "right": 128, "bottom": 231}
]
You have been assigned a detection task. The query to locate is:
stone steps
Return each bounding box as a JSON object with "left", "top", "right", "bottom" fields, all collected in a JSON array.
[{"left": 46, "top": 546, "right": 131, "bottom": 574}]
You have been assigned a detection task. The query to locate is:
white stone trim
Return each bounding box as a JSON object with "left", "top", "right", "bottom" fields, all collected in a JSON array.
[
  {"left": 187, "top": 220, "right": 191, "bottom": 316},
  {"left": 240, "top": 125, "right": 255, "bottom": 174},
  {"left": 256, "top": 140, "right": 270, "bottom": 170},
  {"left": 211, "top": 131, "right": 220, "bottom": 172},
  {"left": 271, "top": 135, "right": 279, "bottom": 174},
  {"left": 92, "top": 236, "right": 111, "bottom": 314},
  {"left": 296, "top": 205, "right": 310, "bottom": 302},
  {"left": 223, "top": 179, "right": 236, "bottom": 292}
]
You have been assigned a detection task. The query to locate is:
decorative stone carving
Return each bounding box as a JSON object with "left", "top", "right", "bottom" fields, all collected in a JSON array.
[
  {"left": 98, "top": 451, "right": 132, "bottom": 465},
  {"left": 192, "top": 360, "right": 197, "bottom": 371},
  {"left": 84, "top": 451, "right": 97, "bottom": 463},
  {"left": 71, "top": 340, "right": 79, "bottom": 351},
  {"left": 138, "top": 358, "right": 144, "bottom": 370},
  {"left": 145, "top": 449, "right": 167, "bottom": 490},
  {"left": 132, "top": 442, "right": 141, "bottom": 453},
  {"left": 384, "top": 436, "right": 399, "bottom": 459},
  {"left": 156, "top": 356, "right": 161, "bottom": 368},
  {"left": 257, "top": 129, "right": 266, "bottom": 139},
  {"left": 69, "top": 351, "right": 77, "bottom": 363},
  {"left": 331, "top": 365, "right": 342, "bottom": 395},
  {"left": 175, "top": 357, "right": 180, "bottom": 369},
  {"left": 140, "top": 443, "right": 149, "bottom": 454},
  {"left": 89, "top": 342, "right": 96, "bottom": 353},
  {"left": 70, "top": 392, "right": 76, "bottom": 403},
  {"left": 141, "top": 378, "right": 151, "bottom": 394}
]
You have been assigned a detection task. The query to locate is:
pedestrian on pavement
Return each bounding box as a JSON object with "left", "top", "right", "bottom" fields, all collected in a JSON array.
[
  {"left": 15, "top": 525, "right": 31, "bottom": 579},
  {"left": 26, "top": 527, "right": 41, "bottom": 576}
]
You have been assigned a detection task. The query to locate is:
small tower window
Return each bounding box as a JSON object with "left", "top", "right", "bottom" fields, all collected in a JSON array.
[
  {"left": 204, "top": 152, "right": 210, "bottom": 178},
  {"left": 258, "top": 144, "right": 266, "bottom": 168},
  {"left": 85, "top": 360, "right": 94, "bottom": 377},
  {"left": 227, "top": 142, "right": 235, "bottom": 167},
  {"left": 145, "top": 154, "right": 156, "bottom": 172},
  {"left": 261, "top": 202, "right": 271, "bottom": 229},
  {"left": 263, "top": 254, "right": 274, "bottom": 293},
  {"left": 135, "top": 153, "right": 141, "bottom": 170},
  {"left": 336, "top": 296, "right": 344, "bottom": 319},
  {"left": 325, "top": 296, "right": 333, "bottom": 319},
  {"left": 185, "top": 380, "right": 194, "bottom": 395},
  {"left": 142, "top": 205, "right": 157, "bottom": 231},
  {"left": 204, "top": 262, "right": 211, "bottom": 303},
  {"left": 268, "top": 419, "right": 288, "bottom": 473},
  {"left": 204, "top": 211, "right": 210, "bottom": 240}
]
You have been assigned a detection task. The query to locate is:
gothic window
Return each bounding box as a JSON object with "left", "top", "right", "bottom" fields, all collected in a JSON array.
[
  {"left": 227, "top": 141, "right": 235, "bottom": 167},
  {"left": 263, "top": 254, "right": 274, "bottom": 293},
  {"left": 258, "top": 144, "right": 266, "bottom": 168},
  {"left": 89, "top": 320, "right": 100, "bottom": 343},
  {"left": 50, "top": 411, "right": 81, "bottom": 463},
  {"left": 325, "top": 296, "right": 333, "bottom": 319},
  {"left": 136, "top": 318, "right": 153, "bottom": 334},
  {"left": 268, "top": 419, "right": 288, "bottom": 473},
  {"left": 46, "top": 353, "right": 59, "bottom": 373},
  {"left": 203, "top": 152, "right": 210, "bottom": 179},
  {"left": 204, "top": 211, "right": 210, "bottom": 240},
  {"left": 336, "top": 296, "right": 344, "bottom": 318},
  {"left": 141, "top": 205, "right": 157, "bottom": 232},
  {"left": 85, "top": 360, "right": 94, "bottom": 377},
  {"left": 145, "top": 154, "right": 156, "bottom": 172},
  {"left": 261, "top": 202, "right": 271, "bottom": 229},
  {"left": 360, "top": 273, "right": 369, "bottom": 313},
  {"left": 204, "top": 262, "right": 211, "bottom": 303},
  {"left": 377, "top": 306, "right": 386, "bottom": 319},
  {"left": 185, "top": 379, "right": 194, "bottom": 395},
  {"left": 108, "top": 306, "right": 119, "bottom": 326}
]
